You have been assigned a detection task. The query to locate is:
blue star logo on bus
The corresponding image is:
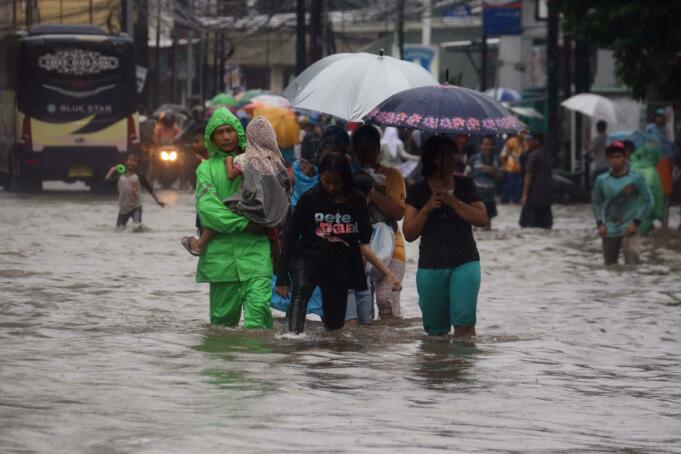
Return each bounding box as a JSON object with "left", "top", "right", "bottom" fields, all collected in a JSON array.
[{"left": 38, "top": 50, "right": 119, "bottom": 76}]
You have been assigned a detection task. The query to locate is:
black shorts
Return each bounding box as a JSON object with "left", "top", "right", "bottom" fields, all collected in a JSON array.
[{"left": 117, "top": 207, "right": 142, "bottom": 226}]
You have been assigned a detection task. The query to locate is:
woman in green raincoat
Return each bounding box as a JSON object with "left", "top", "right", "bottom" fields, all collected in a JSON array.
[
  {"left": 629, "top": 146, "right": 664, "bottom": 235},
  {"left": 195, "top": 107, "right": 273, "bottom": 328}
]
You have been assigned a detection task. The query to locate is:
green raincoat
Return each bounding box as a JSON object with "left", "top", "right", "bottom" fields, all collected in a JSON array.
[
  {"left": 629, "top": 146, "right": 664, "bottom": 235},
  {"left": 195, "top": 108, "right": 273, "bottom": 328}
]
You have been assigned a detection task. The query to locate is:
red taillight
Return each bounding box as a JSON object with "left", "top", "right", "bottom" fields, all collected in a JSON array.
[
  {"left": 127, "top": 116, "right": 138, "bottom": 145},
  {"left": 24, "top": 158, "right": 39, "bottom": 166},
  {"left": 21, "top": 116, "right": 32, "bottom": 149}
]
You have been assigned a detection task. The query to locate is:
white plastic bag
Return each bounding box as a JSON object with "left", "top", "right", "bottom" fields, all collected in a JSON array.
[{"left": 365, "top": 222, "right": 395, "bottom": 281}]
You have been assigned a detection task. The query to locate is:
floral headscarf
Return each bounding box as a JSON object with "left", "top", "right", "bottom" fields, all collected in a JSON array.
[{"left": 240, "top": 116, "right": 287, "bottom": 175}]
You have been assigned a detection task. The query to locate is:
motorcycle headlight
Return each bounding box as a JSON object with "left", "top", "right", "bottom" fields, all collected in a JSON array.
[
  {"left": 169, "top": 151, "right": 178, "bottom": 161},
  {"left": 160, "top": 151, "right": 169, "bottom": 161}
]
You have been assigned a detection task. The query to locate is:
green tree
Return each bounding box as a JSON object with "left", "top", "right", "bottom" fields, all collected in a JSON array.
[{"left": 557, "top": 0, "right": 681, "bottom": 100}]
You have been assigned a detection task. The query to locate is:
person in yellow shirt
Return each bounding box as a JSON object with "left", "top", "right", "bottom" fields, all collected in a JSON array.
[
  {"left": 500, "top": 133, "right": 527, "bottom": 204},
  {"left": 352, "top": 125, "right": 407, "bottom": 319}
]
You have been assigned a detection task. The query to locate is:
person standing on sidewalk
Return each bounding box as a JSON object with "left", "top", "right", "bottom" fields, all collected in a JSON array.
[
  {"left": 592, "top": 142, "right": 654, "bottom": 265},
  {"left": 520, "top": 132, "right": 554, "bottom": 229}
]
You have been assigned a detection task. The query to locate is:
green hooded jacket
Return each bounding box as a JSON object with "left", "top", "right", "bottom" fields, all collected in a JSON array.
[
  {"left": 195, "top": 108, "right": 272, "bottom": 283},
  {"left": 629, "top": 146, "right": 664, "bottom": 234}
]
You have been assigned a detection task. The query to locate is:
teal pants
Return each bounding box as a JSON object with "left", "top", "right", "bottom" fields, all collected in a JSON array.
[
  {"left": 416, "top": 261, "right": 480, "bottom": 336},
  {"left": 209, "top": 278, "right": 273, "bottom": 329}
]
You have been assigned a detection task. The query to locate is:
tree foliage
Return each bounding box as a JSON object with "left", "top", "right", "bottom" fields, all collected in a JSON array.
[{"left": 556, "top": 0, "right": 681, "bottom": 100}]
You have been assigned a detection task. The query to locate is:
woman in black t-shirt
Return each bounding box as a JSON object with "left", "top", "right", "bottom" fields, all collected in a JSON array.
[
  {"left": 276, "top": 152, "right": 402, "bottom": 334},
  {"left": 403, "top": 136, "right": 489, "bottom": 339}
]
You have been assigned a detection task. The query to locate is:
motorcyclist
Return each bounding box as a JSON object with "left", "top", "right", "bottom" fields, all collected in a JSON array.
[{"left": 150, "top": 111, "right": 183, "bottom": 188}]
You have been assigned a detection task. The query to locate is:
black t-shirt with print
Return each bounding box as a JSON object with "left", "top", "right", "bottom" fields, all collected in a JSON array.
[
  {"left": 406, "top": 176, "right": 481, "bottom": 269},
  {"left": 276, "top": 184, "right": 372, "bottom": 289}
]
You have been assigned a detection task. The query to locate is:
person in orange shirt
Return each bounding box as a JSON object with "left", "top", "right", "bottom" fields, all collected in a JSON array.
[{"left": 500, "top": 133, "right": 526, "bottom": 204}]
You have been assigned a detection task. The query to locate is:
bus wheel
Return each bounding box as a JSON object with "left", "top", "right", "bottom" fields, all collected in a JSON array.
[{"left": 8, "top": 175, "right": 42, "bottom": 193}]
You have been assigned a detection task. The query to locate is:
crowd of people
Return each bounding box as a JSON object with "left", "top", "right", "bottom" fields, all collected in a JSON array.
[{"left": 106, "top": 102, "right": 678, "bottom": 338}]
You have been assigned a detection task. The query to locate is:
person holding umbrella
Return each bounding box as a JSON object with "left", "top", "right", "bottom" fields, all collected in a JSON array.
[{"left": 403, "top": 136, "right": 489, "bottom": 339}]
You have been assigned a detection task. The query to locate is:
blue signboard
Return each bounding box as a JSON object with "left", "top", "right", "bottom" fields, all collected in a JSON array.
[
  {"left": 403, "top": 45, "right": 436, "bottom": 73},
  {"left": 483, "top": 1, "right": 522, "bottom": 36},
  {"left": 443, "top": 5, "right": 472, "bottom": 22}
]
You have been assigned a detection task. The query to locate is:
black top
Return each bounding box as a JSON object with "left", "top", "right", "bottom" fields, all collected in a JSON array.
[
  {"left": 276, "top": 185, "right": 372, "bottom": 290},
  {"left": 406, "top": 177, "right": 481, "bottom": 269},
  {"left": 525, "top": 147, "right": 553, "bottom": 206}
]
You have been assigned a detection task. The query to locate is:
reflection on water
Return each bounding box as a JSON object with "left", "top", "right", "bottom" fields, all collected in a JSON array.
[{"left": 1, "top": 187, "right": 681, "bottom": 452}]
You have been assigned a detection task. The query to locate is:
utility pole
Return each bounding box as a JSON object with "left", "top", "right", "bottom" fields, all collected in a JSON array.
[
  {"left": 308, "top": 0, "right": 321, "bottom": 64},
  {"left": 295, "top": 0, "right": 306, "bottom": 74},
  {"left": 545, "top": 0, "right": 560, "bottom": 158},
  {"left": 396, "top": 0, "right": 405, "bottom": 59},
  {"left": 89, "top": 0, "right": 93, "bottom": 24},
  {"left": 25, "top": 0, "right": 34, "bottom": 28},
  {"left": 186, "top": 0, "right": 194, "bottom": 105},
  {"left": 575, "top": 37, "right": 591, "bottom": 182},
  {"left": 480, "top": 34, "right": 488, "bottom": 91},
  {"left": 422, "top": 0, "right": 431, "bottom": 46},
  {"left": 155, "top": 0, "right": 162, "bottom": 107}
]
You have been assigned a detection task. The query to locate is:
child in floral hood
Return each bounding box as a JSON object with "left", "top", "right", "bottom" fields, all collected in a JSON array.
[{"left": 183, "top": 115, "right": 291, "bottom": 256}]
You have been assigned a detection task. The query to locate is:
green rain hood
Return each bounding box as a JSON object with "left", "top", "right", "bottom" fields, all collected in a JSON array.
[{"left": 195, "top": 108, "right": 272, "bottom": 283}]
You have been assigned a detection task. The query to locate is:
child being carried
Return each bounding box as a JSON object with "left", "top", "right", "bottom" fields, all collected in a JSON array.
[{"left": 182, "top": 116, "right": 291, "bottom": 259}]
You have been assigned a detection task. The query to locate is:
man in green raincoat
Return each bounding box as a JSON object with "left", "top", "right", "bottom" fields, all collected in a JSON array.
[{"left": 195, "top": 108, "right": 273, "bottom": 328}]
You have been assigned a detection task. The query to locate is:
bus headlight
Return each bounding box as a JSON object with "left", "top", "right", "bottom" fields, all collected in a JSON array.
[
  {"left": 160, "top": 150, "right": 170, "bottom": 161},
  {"left": 169, "top": 151, "right": 177, "bottom": 161}
]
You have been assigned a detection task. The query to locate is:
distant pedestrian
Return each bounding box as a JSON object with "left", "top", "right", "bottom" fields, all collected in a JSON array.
[
  {"left": 592, "top": 141, "right": 654, "bottom": 265},
  {"left": 466, "top": 134, "right": 501, "bottom": 228},
  {"left": 587, "top": 120, "right": 609, "bottom": 185},
  {"left": 104, "top": 154, "right": 165, "bottom": 231},
  {"left": 403, "top": 136, "right": 489, "bottom": 339},
  {"left": 499, "top": 132, "right": 526, "bottom": 204},
  {"left": 275, "top": 152, "right": 401, "bottom": 334},
  {"left": 520, "top": 132, "right": 553, "bottom": 229}
]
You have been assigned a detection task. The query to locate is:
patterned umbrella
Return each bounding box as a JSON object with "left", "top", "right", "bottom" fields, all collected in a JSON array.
[{"left": 364, "top": 84, "right": 524, "bottom": 134}]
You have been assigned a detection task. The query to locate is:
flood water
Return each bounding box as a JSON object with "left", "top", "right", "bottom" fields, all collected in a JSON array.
[{"left": 1, "top": 184, "right": 681, "bottom": 453}]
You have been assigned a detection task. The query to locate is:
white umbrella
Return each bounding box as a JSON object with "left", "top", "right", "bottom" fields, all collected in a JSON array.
[
  {"left": 501, "top": 102, "right": 544, "bottom": 119},
  {"left": 283, "top": 52, "right": 437, "bottom": 122},
  {"left": 561, "top": 93, "right": 625, "bottom": 124},
  {"left": 562, "top": 93, "right": 626, "bottom": 174},
  {"left": 484, "top": 87, "right": 521, "bottom": 102}
]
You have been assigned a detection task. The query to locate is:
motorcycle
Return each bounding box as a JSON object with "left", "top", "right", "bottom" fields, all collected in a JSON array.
[{"left": 149, "top": 144, "right": 183, "bottom": 189}]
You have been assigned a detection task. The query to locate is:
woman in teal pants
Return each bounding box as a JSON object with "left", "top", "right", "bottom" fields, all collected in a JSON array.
[{"left": 403, "top": 136, "right": 489, "bottom": 338}]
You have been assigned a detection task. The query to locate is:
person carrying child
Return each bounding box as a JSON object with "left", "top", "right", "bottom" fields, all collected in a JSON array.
[
  {"left": 182, "top": 115, "right": 291, "bottom": 262},
  {"left": 275, "top": 152, "right": 402, "bottom": 334},
  {"left": 189, "top": 108, "right": 282, "bottom": 328},
  {"left": 592, "top": 141, "right": 654, "bottom": 265},
  {"left": 104, "top": 154, "right": 165, "bottom": 230}
]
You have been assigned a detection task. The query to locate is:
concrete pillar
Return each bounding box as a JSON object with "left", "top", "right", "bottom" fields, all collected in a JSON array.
[{"left": 269, "top": 65, "right": 284, "bottom": 93}]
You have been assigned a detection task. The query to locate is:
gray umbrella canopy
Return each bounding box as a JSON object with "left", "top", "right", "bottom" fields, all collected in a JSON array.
[{"left": 283, "top": 52, "right": 437, "bottom": 122}]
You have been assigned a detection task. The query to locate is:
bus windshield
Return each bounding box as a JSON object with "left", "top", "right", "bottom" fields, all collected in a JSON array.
[{"left": 17, "top": 37, "right": 136, "bottom": 131}]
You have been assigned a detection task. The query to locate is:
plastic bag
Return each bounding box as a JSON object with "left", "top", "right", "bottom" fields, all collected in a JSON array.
[{"left": 365, "top": 222, "right": 395, "bottom": 281}]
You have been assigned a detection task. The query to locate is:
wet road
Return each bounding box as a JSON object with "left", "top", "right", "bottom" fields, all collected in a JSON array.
[{"left": 1, "top": 183, "right": 681, "bottom": 453}]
